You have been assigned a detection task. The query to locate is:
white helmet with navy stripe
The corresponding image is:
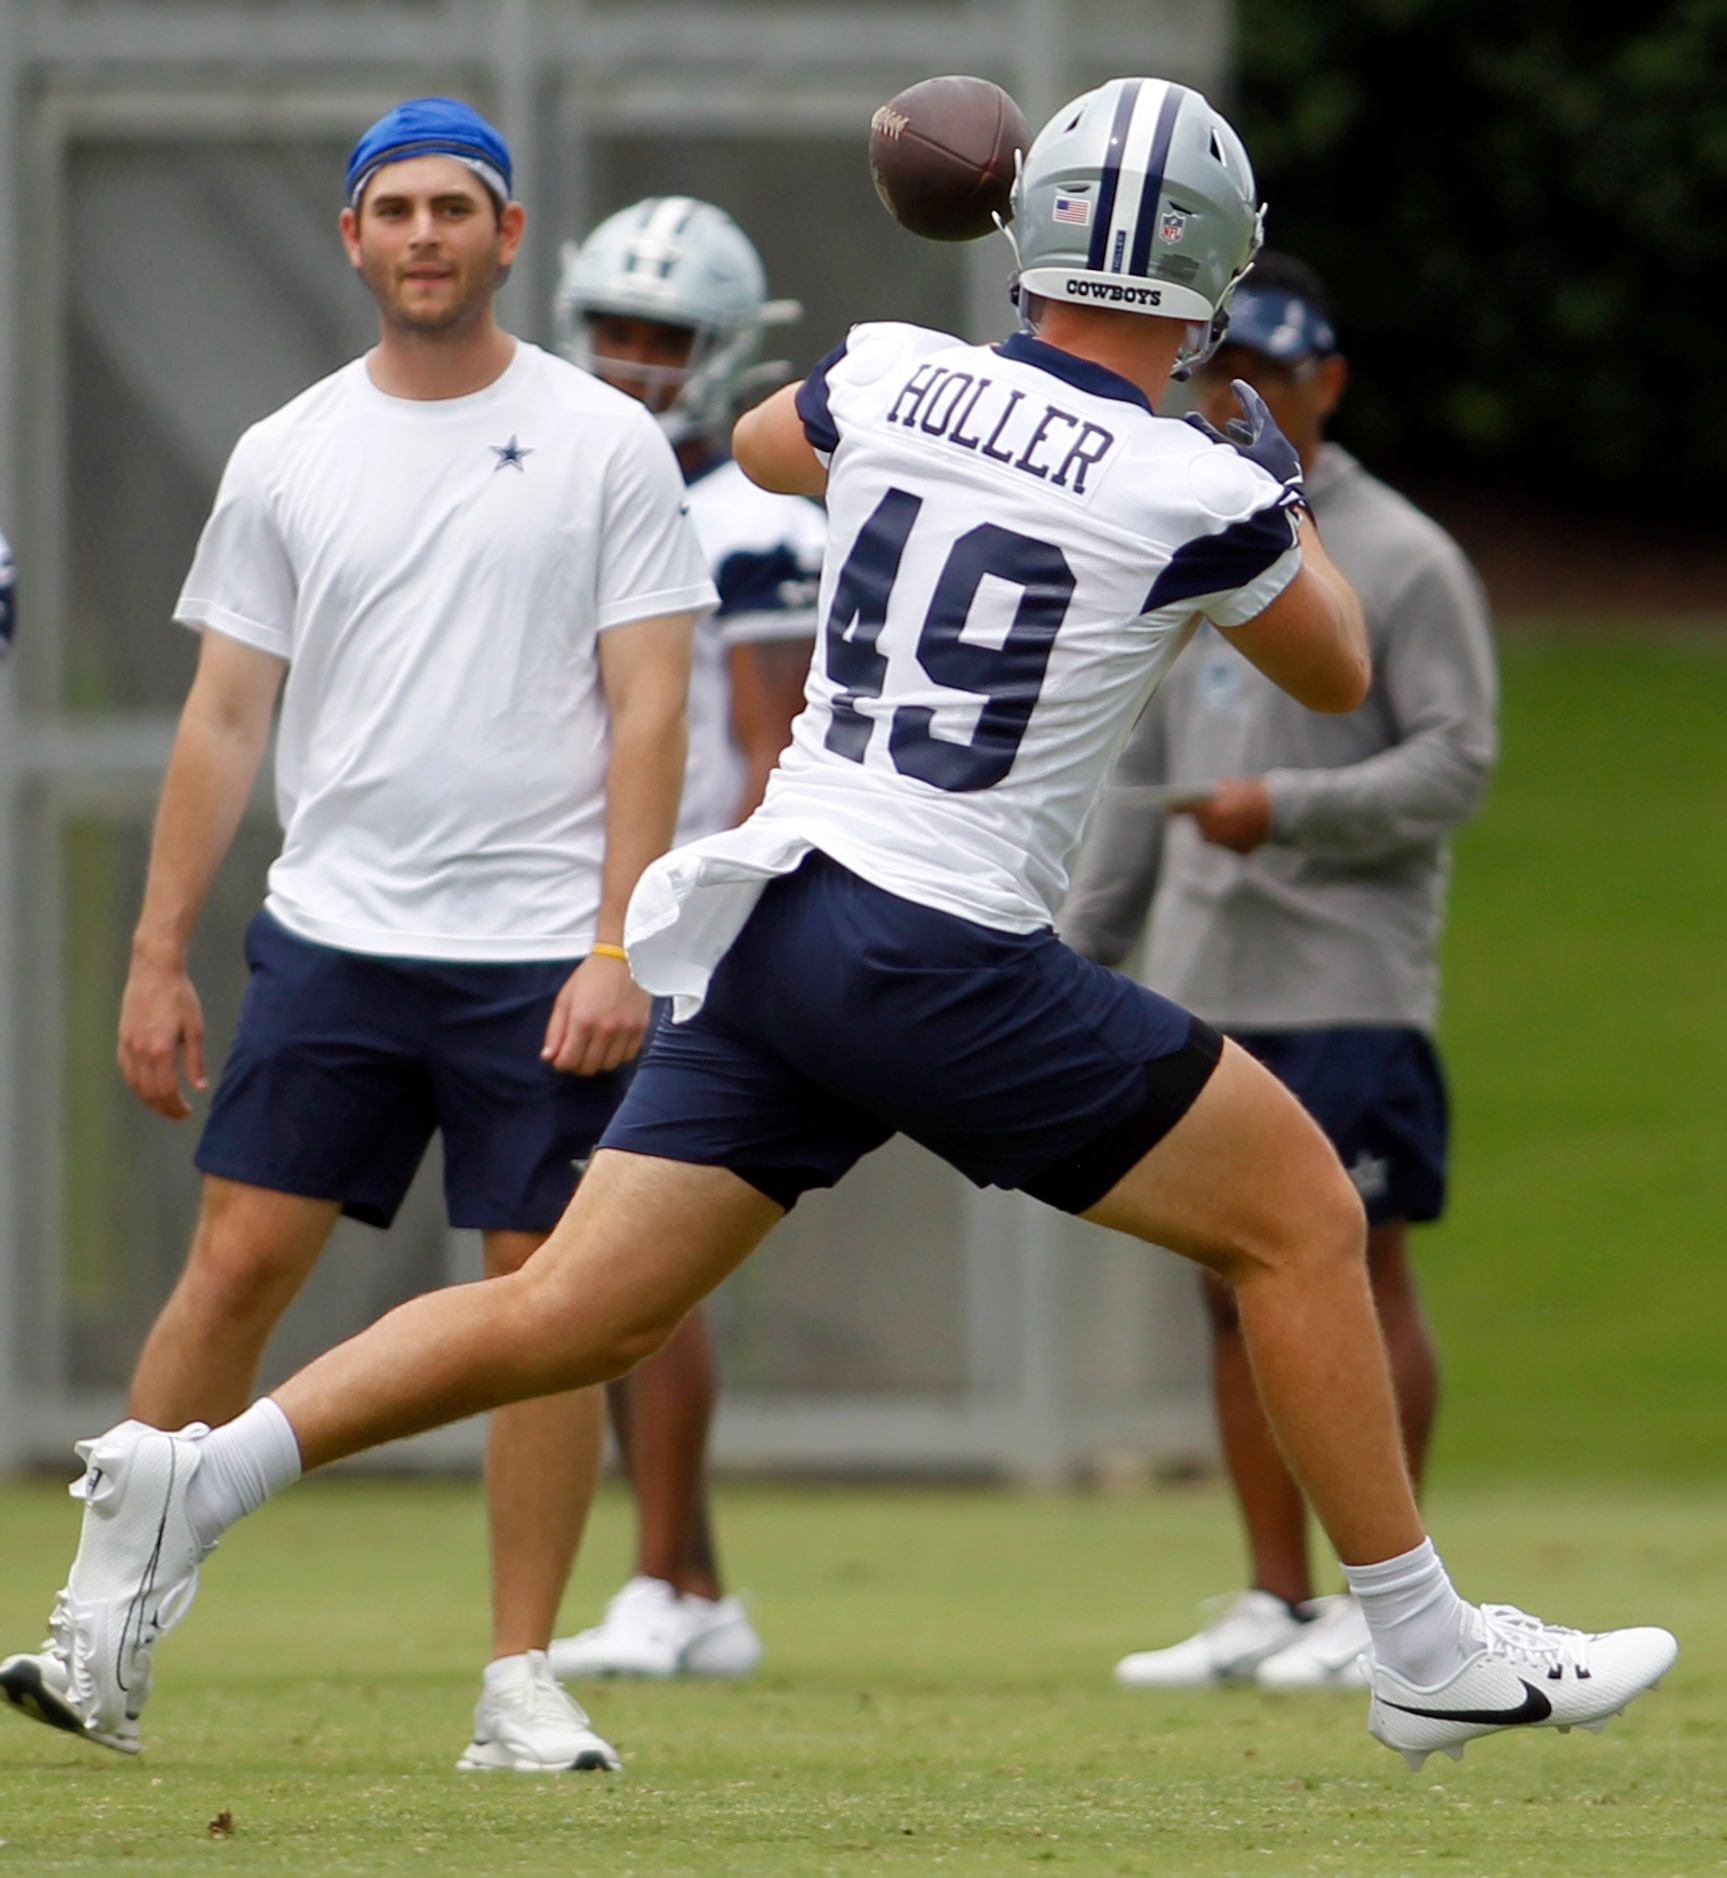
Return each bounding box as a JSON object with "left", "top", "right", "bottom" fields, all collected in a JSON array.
[
  {"left": 1009, "top": 77, "right": 1264, "bottom": 371},
  {"left": 555, "top": 196, "right": 801, "bottom": 444}
]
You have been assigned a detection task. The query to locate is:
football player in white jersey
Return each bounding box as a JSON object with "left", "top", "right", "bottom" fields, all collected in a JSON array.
[
  {"left": 546, "top": 197, "right": 824, "bottom": 1681},
  {"left": 0, "top": 99, "right": 715, "bottom": 1773},
  {"left": 12, "top": 79, "right": 1675, "bottom": 1776}
]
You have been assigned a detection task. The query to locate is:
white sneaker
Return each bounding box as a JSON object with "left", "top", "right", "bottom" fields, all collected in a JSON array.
[
  {"left": 549, "top": 1577, "right": 692, "bottom": 1680},
  {"left": 0, "top": 1421, "right": 210, "bottom": 1755},
  {"left": 1368, "top": 1602, "right": 1679, "bottom": 1769},
  {"left": 1257, "top": 1594, "right": 1373, "bottom": 1689},
  {"left": 1114, "top": 1589, "right": 1307, "bottom": 1688},
  {"left": 457, "top": 1652, "right": 622, "bottom": 1773},
  {"left": 679, "top": 1593, "right": 763, "bottom": 1679}
]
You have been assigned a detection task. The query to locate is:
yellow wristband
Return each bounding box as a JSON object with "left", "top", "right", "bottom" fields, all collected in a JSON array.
[{"left": 589, "top": 942, "right": 629, "bottom": 964}]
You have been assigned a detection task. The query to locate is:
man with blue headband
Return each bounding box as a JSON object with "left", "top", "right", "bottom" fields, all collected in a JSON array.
[
  {"left": 0, "top": 97, "right": 715, "bottom": 1773},
  {"left": 1064, "top": 251, "right": 1499, "bottom": 1693}
]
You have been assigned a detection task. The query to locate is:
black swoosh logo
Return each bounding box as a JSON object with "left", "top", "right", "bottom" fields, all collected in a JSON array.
[{"left": 1381, "top": 1679, "right": 1553, "bottom": 1726}]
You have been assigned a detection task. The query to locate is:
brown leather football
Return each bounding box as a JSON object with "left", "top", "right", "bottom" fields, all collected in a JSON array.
[{"left": 868, "top": 75, "right": 1031, "bottom": 243}]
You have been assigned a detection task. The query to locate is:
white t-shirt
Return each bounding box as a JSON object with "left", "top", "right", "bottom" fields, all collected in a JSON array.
[
  {"left": 627, "top": 323, "right": 1300, "bottom": 1016},
  {"left": 177, "top": 341, "right": 717, "bottom": 961},
  {"left": 676, "top": 456, "right": 823, "bottom": 846}
]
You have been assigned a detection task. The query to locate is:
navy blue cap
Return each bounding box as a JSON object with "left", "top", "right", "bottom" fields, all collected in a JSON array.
[
  {"left": 346, "top": 97, "right": 512, "bottom": 207},
  {"left": 1224, "top": 282, "right": 1337, "bottom": 363}
]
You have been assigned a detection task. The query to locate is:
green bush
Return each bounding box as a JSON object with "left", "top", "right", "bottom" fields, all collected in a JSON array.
[{"left": 1234, "top": 0, "right": 1727, "bottom": 512}]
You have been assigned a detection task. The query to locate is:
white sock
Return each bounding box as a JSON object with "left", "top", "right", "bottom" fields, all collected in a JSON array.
[
  {"left": 484, "top": 1653, "right": 534, "bottom": 1689},
  {"left": 1342, "top": 1538, "right": 1477, "bottom": 1687},
  {"left": 184, "top": 1398, "right": 302, "bottom": 1551}
]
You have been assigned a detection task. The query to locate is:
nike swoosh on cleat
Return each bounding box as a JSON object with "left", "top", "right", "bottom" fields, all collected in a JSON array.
[{"left": 1381, "top": 1680, "right": 1553, "bottom": 1726}]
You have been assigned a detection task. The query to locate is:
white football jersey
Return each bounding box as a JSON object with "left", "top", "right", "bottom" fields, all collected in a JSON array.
[
  {"left": 177, "top": 342, "right": 716, "bottom": 962},
  {"left": 676, "top": 456, "right": 823, "bottom": 845},
  {"left": 628, "top": 322, "right": 1299, "bottom": 1014}
]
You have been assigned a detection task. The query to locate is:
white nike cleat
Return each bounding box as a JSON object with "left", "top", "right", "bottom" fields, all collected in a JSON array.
[
  {"left": 1257, "top": 1594, "right": 1373, "bottom": 1689},
  {"left": 679, "top": 1593, "right": 763, "bottom": 1680},
  {"left": 549, "top": 1577, "right": 691, "bottom": 1680},
  {"left": 1368, "top": 1603, "right": 1679, "bottom": 1769},
  {"left": 0, "top": 1595, "right": 139, "bottom": 1754},
  {"left": 1114, "top": 1589, "right": 1307, "bottom": 1688},
  {"left": 0, "top": 1420, "right": 211, "bottom": 1755},
  {"left": 457, "top": 1652, "right": 622, "bottom": 1773}
]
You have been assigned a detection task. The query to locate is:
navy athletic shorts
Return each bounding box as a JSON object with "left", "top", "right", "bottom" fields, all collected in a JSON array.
[
  {"left": 602, "top": 850, "right": 1222, "bottom": 1213},
  {"left": 196, "top": 910, "right": 637, "bottom": 1232},
  {"left": 1231, "top": 1026, "right": 1449, "bottom": 1226}
]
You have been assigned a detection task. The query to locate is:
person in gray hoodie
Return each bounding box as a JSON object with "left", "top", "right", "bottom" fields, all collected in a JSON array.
[{"left": 1063, "top": 252, "right": 1498, "bottom": 1692}]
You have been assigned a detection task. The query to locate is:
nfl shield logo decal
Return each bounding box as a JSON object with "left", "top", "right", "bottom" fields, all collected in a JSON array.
[{"left": 1160, "top": 208, "right": 1188, "bottom": 244}]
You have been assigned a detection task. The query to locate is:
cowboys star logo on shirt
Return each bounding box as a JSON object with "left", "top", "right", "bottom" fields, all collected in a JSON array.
[{"left": 490, "top": 435, "right": 533, "bottom": 472}]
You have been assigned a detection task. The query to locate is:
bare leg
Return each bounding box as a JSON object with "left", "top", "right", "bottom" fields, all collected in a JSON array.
[
  {"left": 1200, "top": 1268, "right": 1314, "bottom": 1606},
  {"left": 275, "top": 1153, "right": 783, "bottom": 1472},
  {"left": 610, "top": 1309, "right": 724, "bottom": 1598},
  {"left": 1365, "top": 1221, "right": 1439, "bottom": 1492},
  {"left": 129, "top": 1176, "right": 341, "bottom": 1426},
  {"left": 1084, "top": 1043, "right": 1423, "bottom": 1567},
  {"left": 481, "top": 1230, "right": 607, "bottom": 1662},
  {"left": 1200, "top": 1217, "right": 1441, "bottom": 1601}
]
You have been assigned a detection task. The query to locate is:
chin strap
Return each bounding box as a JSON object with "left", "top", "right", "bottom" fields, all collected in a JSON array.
[{"left": 992, "top": 203, "right": 1038, "bottom": 331}]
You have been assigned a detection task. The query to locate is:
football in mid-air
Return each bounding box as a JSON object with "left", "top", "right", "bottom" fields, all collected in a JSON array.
[{"left": 868, "top": 75, "right": 1031, "bottom": 243}]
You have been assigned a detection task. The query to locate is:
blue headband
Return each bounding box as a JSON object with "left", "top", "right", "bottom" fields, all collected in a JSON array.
[
  {"left": 346, "top": 97, "right": 513, "bottom": 208},
  {"left": 1225, "top": 284, "right": 1337, "bottom": 363}
]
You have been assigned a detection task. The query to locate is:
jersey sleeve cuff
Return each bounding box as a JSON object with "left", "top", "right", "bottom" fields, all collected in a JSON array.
[
  {"left": 1206, "top": 541, "right": 1302, "bottom": 629},
  {"left": 717, "top": 606, "right": 821, "bottom": 647},
  {"left": 596, "top": 579, "right": 720, "bottom": 631},
  {"left": 175, "top": 599, "right": 292, "bottom": 658},
  {"left": 795, "top": 342, "right": 847, "bottom": 458}
]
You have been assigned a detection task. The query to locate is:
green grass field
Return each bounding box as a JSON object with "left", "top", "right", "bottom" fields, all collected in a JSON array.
[
  {"left": 1, "top": 1479, "right": 1723, "bottom": 1876},
  {"left": 5, "top": 629, "right": 1726, "bottom": 1873},
  {"left": 1419, "top": 629, "right": 1727, "bottom": 1479}
]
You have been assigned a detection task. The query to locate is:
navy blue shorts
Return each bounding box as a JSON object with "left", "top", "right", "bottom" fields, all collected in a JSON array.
[
  {"left": 196, "top": 911, "right": 636, "bottom": 1232},
  {"left": 1231, "top": 1026, "right": 1449, "bottom": 1226},
  {"left": 602, "top": 851, "right": 1222, "bottom": 1213}
]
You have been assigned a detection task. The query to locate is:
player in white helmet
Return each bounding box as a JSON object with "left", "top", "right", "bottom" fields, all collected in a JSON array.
[
  {"left": 10, "top": 79, "right": 1675, "bottom": 1777},
  {"left": 546, "top": 198, "right": 823, "bottom": 1681}
]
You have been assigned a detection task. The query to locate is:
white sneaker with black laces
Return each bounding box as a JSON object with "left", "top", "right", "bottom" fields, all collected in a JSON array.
[
  {"left": 549, "top": 1577, "right": 692, "bottom": 1680},
  {"left": 679, "top": 1593, "right": 763, "bottom": 1679},
  {"left": 1368, "top": 1603, "right": 1679, "bottom": 1769},
  {"left": 0, "top": 1420, "right": 210, "bottom": 1755},
  {"left": 1257, "top": 1594, "right": 1373, "bottom": 1689},
  {"left": 457, "top": 1652, "right": 622, "bottom": 1773},
  {"left": 1114, "top": 1589, "right": 1307, "bottom": 1688}
]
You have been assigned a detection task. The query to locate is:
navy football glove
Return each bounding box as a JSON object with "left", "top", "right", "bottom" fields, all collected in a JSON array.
[{"left": 1184, "top": 381, "right": 1306, "bottom": 508}]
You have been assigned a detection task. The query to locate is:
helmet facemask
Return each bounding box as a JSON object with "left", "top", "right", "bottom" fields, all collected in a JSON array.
[{"left": 555, "top": 199, "right": 800, "bottom": 445}]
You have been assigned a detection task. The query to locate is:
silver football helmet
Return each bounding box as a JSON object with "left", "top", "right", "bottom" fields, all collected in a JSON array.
[
  {"left": 555, "top": 196, "right": 801, "bottom": 445},
  {"left": 1007, "top": 77, "right": 1264, "bottom": 373}
]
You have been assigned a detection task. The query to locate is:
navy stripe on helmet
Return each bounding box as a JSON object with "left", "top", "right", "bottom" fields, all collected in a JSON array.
[
  {"left": 1127, "top": 84, "right": 1188, "bottom": 279},
  {"left": 1086, "top": 79, "right": 1145, "bottom": 273}
]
